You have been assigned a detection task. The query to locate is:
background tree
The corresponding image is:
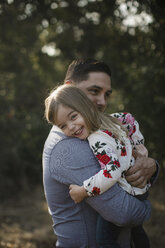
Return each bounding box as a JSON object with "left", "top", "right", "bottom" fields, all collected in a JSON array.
[{"left": 0, "top": 0, "right": 164, "bottom": 198}]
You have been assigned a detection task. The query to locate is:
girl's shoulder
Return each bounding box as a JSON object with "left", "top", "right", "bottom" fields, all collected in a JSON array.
[
  {"left": 111, "top": 112, "right": 137, "bottom": 138},
  {"left": 88, "top": 129, "right": 116, "bottom": 143},
  {"left": 110, "top": 112, "right": 135, "bottom": 125}
]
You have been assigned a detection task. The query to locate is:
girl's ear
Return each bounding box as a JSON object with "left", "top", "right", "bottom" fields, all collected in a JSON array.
[{"left": 65, "top": 80, "right": 72, "bottom": 84}]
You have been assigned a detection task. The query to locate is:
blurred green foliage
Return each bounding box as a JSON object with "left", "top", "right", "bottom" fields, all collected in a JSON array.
[{"left": 0, "top": 0, "right": 164, "bottom": 198}]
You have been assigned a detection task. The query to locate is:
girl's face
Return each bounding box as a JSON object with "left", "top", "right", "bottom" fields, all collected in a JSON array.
[{"left": 56, "top": 104, "right": 90, "bottom": 140}]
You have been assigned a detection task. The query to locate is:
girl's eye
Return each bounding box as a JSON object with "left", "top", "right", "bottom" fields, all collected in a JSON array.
[
  {"left": 71, "top": 113, "right": 78, "bottom": 120},
  {"left": 60, "top": 125, "right": 66, "bottom": 130}
]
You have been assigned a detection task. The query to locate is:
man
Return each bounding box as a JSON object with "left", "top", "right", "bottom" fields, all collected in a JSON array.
[
  {"left": 64, "top": 59, "right": 158, "bottom": 187},
  {"left": 43, "top": 59, "right": 158, "bottom": 247}
]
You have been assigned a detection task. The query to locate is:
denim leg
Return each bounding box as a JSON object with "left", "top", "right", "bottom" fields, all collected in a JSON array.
[
  {"left": 96, "top": 215, "right": 121, "bottom": 248},
  {"left": 132, "top": 225, "right": 150, "bottom": 248}
]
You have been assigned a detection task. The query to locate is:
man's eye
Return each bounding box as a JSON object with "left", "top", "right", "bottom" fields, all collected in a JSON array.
[
  {"left": 105, "top": 91, "right": 112, "bottom": 98},
  {"left": 89, "top": 89, "right": 99, "bottom": 95},
  {"left": 105, "top": 93, "right": 111, "bottom": 98}
]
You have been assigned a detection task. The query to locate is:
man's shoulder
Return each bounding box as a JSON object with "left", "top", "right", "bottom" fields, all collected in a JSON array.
[
  {"left": 43, "top": 126, "right": 65, "bottom": 154},
  {"left": 43, "top": 126, "right": 99, "bottom": 184},
  {"left": 43, "top": 125, "right": 91, "bottom": 156}
]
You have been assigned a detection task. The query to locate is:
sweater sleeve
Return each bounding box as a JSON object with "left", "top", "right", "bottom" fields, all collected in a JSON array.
[
  {"left": 47, "top": 136, "right": 151, "bottom": 227},
  {"left": 84, "top": 131, "right": 128, "bottom": 196}
]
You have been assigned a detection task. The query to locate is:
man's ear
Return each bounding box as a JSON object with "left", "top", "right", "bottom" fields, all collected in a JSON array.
[{"left": 65, "top": 80, "right": 72, "bottom": 84}]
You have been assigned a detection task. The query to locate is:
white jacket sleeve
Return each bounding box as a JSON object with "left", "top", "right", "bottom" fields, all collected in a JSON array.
[
  {"left": 111, "top": 112, "right": 148, "bottom": 157},
  {"left": 84, "top": 131, "right": 128, "bottom": 196}
]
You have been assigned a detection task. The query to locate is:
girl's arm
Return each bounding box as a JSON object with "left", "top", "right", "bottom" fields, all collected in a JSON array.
[
  {"left": 69, "top": 184, "right": 88, "bottom": 203},
  {"left": 69, "top": 130, "right": 128, "bottom": 203}
]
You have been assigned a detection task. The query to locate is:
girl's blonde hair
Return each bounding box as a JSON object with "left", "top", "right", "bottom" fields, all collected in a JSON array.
[{"left": 45, "top": 84, "right": 127, "bottom": 141}]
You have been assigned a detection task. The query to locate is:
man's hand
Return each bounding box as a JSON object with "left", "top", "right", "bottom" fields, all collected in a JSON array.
[
  {"left": 125, "top": 156, "right": 156, "bottom": 188},
  {"left": 69, "top": 184, "right": 88, "bottom": 203}
]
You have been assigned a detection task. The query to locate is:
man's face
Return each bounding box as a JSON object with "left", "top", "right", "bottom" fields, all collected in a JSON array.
[{"left": 76, "top": 72, "right": 112, "bottom": 112}]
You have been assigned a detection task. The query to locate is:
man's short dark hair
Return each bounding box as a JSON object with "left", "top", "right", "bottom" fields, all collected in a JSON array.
[{"left": 64, "top": 58, "right": 111, "bottom": 83}]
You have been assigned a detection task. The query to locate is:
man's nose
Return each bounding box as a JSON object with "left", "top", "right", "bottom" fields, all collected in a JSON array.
[{"left": 97, "top": 95, "right": 106, "bottom": 110}]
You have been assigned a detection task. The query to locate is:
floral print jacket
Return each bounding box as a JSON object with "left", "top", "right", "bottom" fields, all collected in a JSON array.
[{"left": 84, "top": 112, "right": 151, "bottom": 197}]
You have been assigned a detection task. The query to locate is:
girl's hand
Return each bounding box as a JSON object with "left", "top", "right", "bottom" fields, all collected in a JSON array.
[{"left": 69, "top": 184, "right": 88, "bottom": 203}]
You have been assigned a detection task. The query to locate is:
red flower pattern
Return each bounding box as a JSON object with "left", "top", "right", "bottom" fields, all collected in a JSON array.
[
  {"left": 103, "top": 169, "right": 112, "bottom": 178},
  {"left": 103, "top": 130, "right": 113, "bottom": 136},
  {"left": 113, "top": 160, "right": 120, "bottom": 167},
  {"left": 92, "top": 186, "right": 100, "bottom": 195},
  {"left": 121, "top": 146, "right": 127, "bottom": 156},
  {"left": 133, "top": 125, "right": 136, "bottom": 133},
  {"left": 103, "top": 130, "right": 116, "bottom": 139},
  {"left": 96, "top": 153, "right": 111, "bottom": 165}
]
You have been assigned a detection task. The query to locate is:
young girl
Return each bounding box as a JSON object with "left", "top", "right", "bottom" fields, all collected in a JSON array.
[{"left": 45, "top": 84, "right": 150, "bottom": 248}]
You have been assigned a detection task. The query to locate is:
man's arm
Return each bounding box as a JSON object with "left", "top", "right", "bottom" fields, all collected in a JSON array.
[
  {"left": 86, "top": 183, "right": 151, "bottom": 227},
  {"left": 50, "top": 137, "right": 151, "bottom": 227}
]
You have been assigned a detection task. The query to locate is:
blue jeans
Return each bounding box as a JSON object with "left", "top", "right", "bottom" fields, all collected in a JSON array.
[
  {"left": 96, "top": 192, "right": 150, "bottom": 248},
  {"left": 131, "top": 224, "right": 150, "bottom": 248},
  {"left": 96, "top": 215, "right": 120, "bottom": 248}
]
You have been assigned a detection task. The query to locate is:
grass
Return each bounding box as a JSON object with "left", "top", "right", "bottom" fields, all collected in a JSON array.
[{"left": 0, "top": 179, "right": 164, "bottom": 248}]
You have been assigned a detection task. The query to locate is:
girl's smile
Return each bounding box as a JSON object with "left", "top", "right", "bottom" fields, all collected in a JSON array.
[{"left": 56, "top": 104, "right": 89, "bottom": 140}]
